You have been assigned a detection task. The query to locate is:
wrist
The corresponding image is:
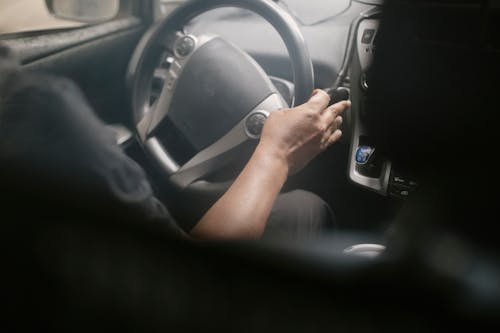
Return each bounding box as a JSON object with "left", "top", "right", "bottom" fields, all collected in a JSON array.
[{"left": 254, "top": 141, "right": 290, "bottom": 178}]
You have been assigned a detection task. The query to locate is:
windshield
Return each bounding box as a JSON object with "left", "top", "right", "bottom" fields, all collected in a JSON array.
[
  {"left": 158, "top": 0, "right": 352, "bottom": 26},
  {"left": 278, "top": 0, "right": 351, "bottom": 25}
]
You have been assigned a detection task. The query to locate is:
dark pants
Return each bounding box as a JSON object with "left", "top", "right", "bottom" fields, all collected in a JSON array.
[{"left": 265, "top": 190, "right": 336, "bottom": 241}]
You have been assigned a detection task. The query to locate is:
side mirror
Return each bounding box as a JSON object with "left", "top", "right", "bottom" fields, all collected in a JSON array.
[{"left": 45, "top": 0, "right": 120, "bottom": 23}]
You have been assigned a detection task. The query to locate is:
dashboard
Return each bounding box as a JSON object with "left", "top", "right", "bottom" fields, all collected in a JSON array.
[
  {"left": 186, "top": 1, "right": 371, "bottom": 88},
  {"left": 181, "top": 0, "right": 418, "bottom": 200}
]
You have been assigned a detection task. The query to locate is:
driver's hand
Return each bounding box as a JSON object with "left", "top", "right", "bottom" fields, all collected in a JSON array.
[{"left": 259, "top": 89, "right": 350, "bottom": 175}]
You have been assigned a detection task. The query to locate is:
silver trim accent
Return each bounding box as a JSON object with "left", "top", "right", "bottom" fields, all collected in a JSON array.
[
  {"left": 145, "top": 138, "right": 180, "bottom": 175},
  {"left": 357, "top": 19, "right": 379, "bottom": 72},
  {"left": 343, "top": 244, "right": 386, "bottom": 258},
  {"left": 348, "top": 17, "right": 391, "bottom": 195},
  {"left": 136, "top": 104, "right": 155, "bottom": 140},
  {"left": 360, "top": 73, "right": 369, "bottom": 91},
  {"left": 107, "top": 124, "right": 133, "bottom": 146},
  {"left": 348, "top": 124, "right": 391, "bottom": 195},
  {"left": 348, "top": 81, "right": 391, "bottom": 194}
]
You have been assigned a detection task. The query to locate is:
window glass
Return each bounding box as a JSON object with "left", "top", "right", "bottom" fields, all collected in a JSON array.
[
  {"left": 0, "top": 0, "right": 118, "bottom": 36},
  {"left": 154, "top": 0, "right": 352, "bottom": 25}
]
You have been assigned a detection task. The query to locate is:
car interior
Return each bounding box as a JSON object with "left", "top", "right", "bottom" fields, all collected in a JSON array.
[{"left": 1, "top": 0, "right": 499, "bottom": 331}]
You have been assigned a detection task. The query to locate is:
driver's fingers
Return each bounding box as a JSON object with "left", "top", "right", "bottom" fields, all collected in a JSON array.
[
  {"left": 307, "top": 89, "right": 330, "bottom": 111},
  {"left": 327, "top": 129, "right": 343, "bottom": 146},
  {"left": 321, "top": 103, "right": 345, "bottom": 128},
  {"left": 334, "top": 115, "right": 343, "bottom": 128},
  {"left": 322, "top": 100, "right": 351, "bottom": 118},
  {"left": 321, "top": 116, "right": 343, "bottom": 148}
]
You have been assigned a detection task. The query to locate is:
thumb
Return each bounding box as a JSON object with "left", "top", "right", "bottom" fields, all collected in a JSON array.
[{"left": 307, "top": 89, "right": 330, "bottom": 110}]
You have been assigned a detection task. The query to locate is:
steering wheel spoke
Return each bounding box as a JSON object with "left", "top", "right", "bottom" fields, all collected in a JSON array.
[
  {"left": 169, "top": 93, "right": 285, "bottom": 189},
  {"left": 137, "top": 73, "right": 175, "bottom": 140}
]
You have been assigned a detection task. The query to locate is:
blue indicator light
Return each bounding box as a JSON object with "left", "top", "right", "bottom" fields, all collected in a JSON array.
[{"left": 356, "top": 146, "right": 375, "bottom": 164}]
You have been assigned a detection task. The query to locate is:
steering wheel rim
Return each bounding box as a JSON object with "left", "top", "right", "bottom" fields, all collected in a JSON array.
[{"left": 127, "top": 0, "right": 314, "bottom": 195}]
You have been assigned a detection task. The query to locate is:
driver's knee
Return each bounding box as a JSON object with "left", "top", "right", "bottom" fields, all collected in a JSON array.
[{"left": 263, "top": 190, "right": 335, "bottom": 241}]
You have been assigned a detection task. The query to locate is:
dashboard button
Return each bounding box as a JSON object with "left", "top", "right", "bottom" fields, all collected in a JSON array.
[
  {"left": 388, "top": 172, "right": 419, "bottom": 200},
  {"left": 392, "top": 175, "right": 407, "bottom": 185},
  {"left": 389, "top": 187, "right": 411, "bottom": 200},
  {"left": 390, "top": 173, "right": 419, "bottom": 188},
  {"left": 361, "top": 29, "right": 376, "bottom": 44}
]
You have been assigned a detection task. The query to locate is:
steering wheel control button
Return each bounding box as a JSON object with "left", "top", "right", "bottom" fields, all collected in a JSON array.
[
  {"left": 174, "top": 35, "right": 196, "bottom": 58},
  {"left": 355, "top": 146, "right": 375, "bottom": 165},
  {"left": 161, "top": 56, "right": 175, "bottom": 69},
  {"left": 245, "top": 111, "right": 269, "bottom": 139}
]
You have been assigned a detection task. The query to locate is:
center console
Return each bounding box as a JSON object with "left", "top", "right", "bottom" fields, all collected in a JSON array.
[{"left": 348, "top": 18, "right": 418, "bottom": 200}]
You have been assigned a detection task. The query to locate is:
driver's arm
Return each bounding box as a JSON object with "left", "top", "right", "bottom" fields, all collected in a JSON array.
[{"left": 191, "top": 90, "right": 350, "bottom": 239}]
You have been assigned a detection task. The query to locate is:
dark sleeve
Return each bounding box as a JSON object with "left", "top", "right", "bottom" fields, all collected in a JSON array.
[{"left": 0, "top": 56, "right": 186, "bottom": 237}]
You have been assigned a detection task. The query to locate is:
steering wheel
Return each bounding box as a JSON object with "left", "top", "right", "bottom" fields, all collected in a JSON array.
[{"left": 127, "top": 0, "right": 314, "bottom": 195}]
